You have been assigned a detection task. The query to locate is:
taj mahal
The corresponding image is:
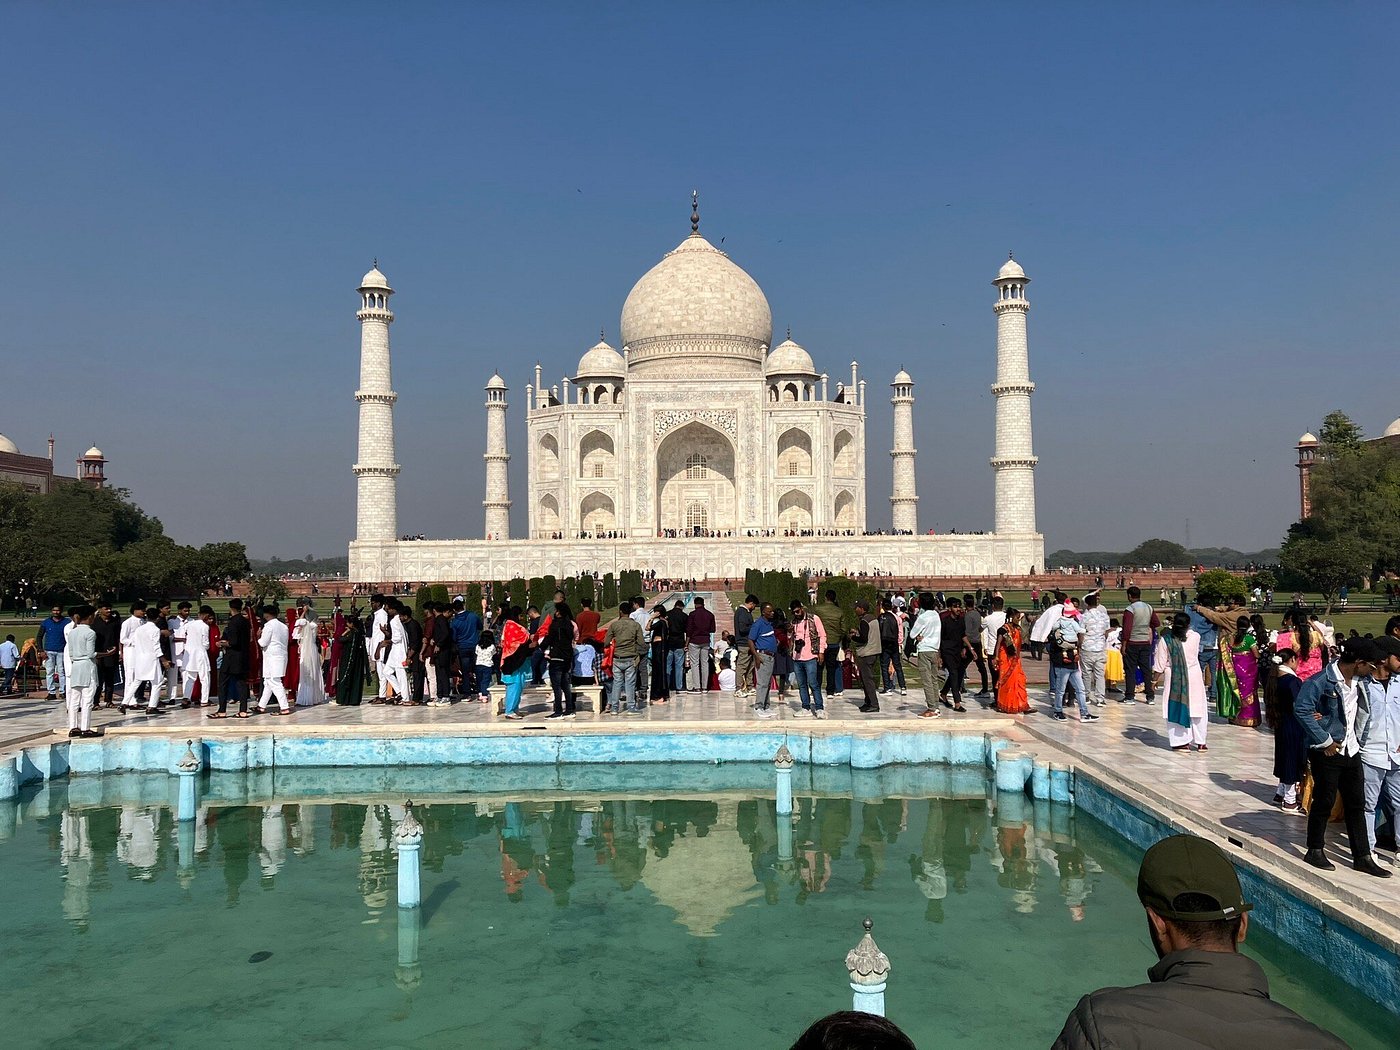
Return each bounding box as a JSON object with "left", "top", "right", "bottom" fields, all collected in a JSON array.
[{"left": 349, "top": 199, "right": 1044, "bottom": 583}]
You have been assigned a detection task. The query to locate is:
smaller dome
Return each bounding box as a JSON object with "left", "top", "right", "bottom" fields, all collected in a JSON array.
[
  {"left": 82, "top": 445, "right": 104, "bottom": 459},
  {"left": 1384, "top": 418, "right": 1400, "bottom": 438},
  {"left": 1297, "top": 431, "right": 1318, "bottom": 445},
  {"left": 892, "top": 368, "right": 913, "bottom": 385},
  {"left": 765, "top": 337, "right": 815, "bottom": 376},
  {"left": 486, "top": 373, "right": 507, "bottom": 390},
  {"left": 0, "top": 434, "right": 18, "bottom": 454},
  {"left": 576, "top": 337, "right": 625, "bottom": 378},
  {"left": 359, "top": 266, "right": 391, "bottom": 290},
  {"left": 997, "top": 257, "right": 1026, "bottom": 280}
]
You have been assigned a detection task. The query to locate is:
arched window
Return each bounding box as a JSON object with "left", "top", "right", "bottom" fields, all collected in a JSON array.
[
  {"left": 592, "top": 461, "right": 605, "bottom": 478},
  {"left": 685, "top": 452, "right": 708, "bottom": 479},
  {"left": 686, "top": 502, "right": 708, "bottom": 532}
]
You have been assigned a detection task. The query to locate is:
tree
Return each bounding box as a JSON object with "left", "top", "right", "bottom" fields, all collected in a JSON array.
[
  {"left": 1296, "top": 438, "right": 1400, "bottom": 578},
  {"left": 601, "top": 572, "right": 617, "bottom": 609},
  {"left": 247, "top": 573, "right": 290, "bottom": 607},
  {"left": 1192, "top": 568, "right": 1247, "bottom": 607},
  {"left": 1318, "top": 410, "right": 1364, "bottom": 455},
  {"left": 1246, "top": 569, "right": 1277, "bottom": 593},
  {"left": 191, "top": 542, "right": 250, "bottom": 594},
  {"left": 1124, "top": 538, "right": 1189, "bottom": 567},
  {"left": 49, "top": 545, "right": 120, "bottom": 602},
  {"left": 1279, "top": 535, "right": 1372, "bottom": 614}
]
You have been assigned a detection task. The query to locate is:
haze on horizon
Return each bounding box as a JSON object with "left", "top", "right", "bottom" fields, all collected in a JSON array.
[{"left": 2, "top": 4, "right": 1393, "bottom": 560}]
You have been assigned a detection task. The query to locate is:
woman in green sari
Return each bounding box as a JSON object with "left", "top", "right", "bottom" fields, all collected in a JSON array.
[{"left": 334, "top": 612, "right": 369, "bottom": 706}]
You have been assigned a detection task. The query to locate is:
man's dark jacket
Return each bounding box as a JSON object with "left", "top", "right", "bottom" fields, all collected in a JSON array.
[{"left": 1052, "top": 949, "right": 1347, "bottom": 1049}]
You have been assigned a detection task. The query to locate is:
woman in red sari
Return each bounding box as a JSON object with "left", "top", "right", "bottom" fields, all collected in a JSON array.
[{"left": 995, "top": 609, "right": 1031, "bottom": 714}]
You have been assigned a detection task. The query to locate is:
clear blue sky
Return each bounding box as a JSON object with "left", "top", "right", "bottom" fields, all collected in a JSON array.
[{"left": 3, "top": 3, "right": 1394, "bottom": 558}]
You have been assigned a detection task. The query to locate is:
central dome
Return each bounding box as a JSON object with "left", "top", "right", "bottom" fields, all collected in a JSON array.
[{"left": 620, "top": 233, "right": 772, "bottom": 374}]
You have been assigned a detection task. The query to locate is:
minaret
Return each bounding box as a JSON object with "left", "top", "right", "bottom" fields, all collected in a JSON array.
[
  {"left": 353, "top": 263, "right": 399, "bottom": 543},
  {"left": 991, "top": 254, "right": 1038, "bottom": 534},
  {"left": 890, "top": 369, "right": 917, "bottom": 532},
  {"left": 483, "top": 372, "right": 511, "bottom": 539}
]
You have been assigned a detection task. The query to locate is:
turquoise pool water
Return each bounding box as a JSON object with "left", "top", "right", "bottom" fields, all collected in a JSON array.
[{"left": 1, "top": 768, "right": 1389, "bottom": 1049}]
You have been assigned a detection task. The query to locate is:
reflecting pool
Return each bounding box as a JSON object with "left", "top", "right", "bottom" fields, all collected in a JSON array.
[{"left": 0, "top": 768, "right": 1389, "bottom": 1049}]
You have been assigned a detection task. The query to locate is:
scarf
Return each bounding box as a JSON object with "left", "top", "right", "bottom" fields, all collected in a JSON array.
[{"left": 1163, "top": 631, "right": 1192, "bottom": 728}]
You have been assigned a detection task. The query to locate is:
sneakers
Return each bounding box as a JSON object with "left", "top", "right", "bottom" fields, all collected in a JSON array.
[
  {"left": 563, "top": 712, "right": 577, "bottom": 720},
  {"left": 898, "top": 689, "right": 907, "bottom": 696},
  {"left": 919, "top": 709, "right": 940, "bottom": 718},
  {"left": 1080, "top": 713, "right": 1100, "bottom": 722},
  {"left": 813, "top": 709, "right": 827, "bottom": 719},
  {"left": 546, "top": 712, "right": 565, "bottom": 719},
  {"left": 504, "top": 712, "right": 524, "bottom": 720},
  {"left": 756, "top": 707, "right": 775, "bottom": 719},
  {"left": 1051, "top": 711, "right": 1068, "bottom": 721}
]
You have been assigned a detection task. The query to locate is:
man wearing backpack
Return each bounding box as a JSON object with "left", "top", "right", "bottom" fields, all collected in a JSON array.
[{"left": 877, "top": 597, "right": 906, "bottom": 696}]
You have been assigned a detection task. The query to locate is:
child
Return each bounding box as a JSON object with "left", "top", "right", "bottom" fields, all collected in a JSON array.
[
  {"left": 1104, "top": 618, "right": 1124, "bottom": 693},
  {"left": 475, "top": 631, "right": 496, "bottom": 704}
]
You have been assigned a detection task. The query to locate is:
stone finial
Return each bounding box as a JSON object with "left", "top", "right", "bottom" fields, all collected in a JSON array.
[
  {"left": 691, "top": 189, "right": 700, "bottom": 234},
  {"left": 177, "top": 740, "right": 201, "bottom": 773},
  {"left": 774, "top": 742, "right": 794, "bottom": 770},
  {"left": 845, "top": 918, "right": 890, "bottom": 984},
  {"left": 395, "top": 800, "right": 424, "bottom": 845}
]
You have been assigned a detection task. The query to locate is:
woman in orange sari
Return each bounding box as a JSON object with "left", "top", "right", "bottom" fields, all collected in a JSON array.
[{"left": 995, "top": 609, "right": 1031, "bottom": 714}]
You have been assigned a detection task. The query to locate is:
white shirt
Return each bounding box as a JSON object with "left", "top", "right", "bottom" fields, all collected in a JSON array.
[
  {"left": 170, "top": 616, "right": 188, "bottom": 661},
  {"left": 1333, "top": 664, "right": 1361, "bottom": 757},
  {"left": 388, "top": 617, "right": 408, "bottom": 664},
  {"left": 909, "top": 610, "right": 942, "bottom": 653},
  {"left": 371, "top": 608, "right": 390, "bottom": 663},
  {"left": 1080, "top": 607, "right": 1111, "bottom": 654},
  {"left": 131, "top": 619, "right": 163, "bottom": 681},
  {"left": 119, "top": 615, "right": 139, "bottom": 656},
  {"left": 718, "top": 667, "right": 737, "bottom": 691},
  {"left": 1029, "top": 603, "right": 1065, "bottom": 644},
  {"left": 183, "top": 618, "right": 212, "bottom": 670},
  {"left": 981, "top": 610, "right": 1006, "bottom": 652},
  {"left": 259, "top": 618, "right": 290, "bottom": 677}
]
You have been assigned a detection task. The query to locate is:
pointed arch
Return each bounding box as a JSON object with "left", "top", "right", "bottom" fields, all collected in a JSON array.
[
  {"left": 537, "top": 493, "right": 561, "bottom": 536},
  {"left": 777, "top": 428, "right": 813, "bottom": 477},
  {"left": 833, "top": 429, "right": 856, "bottom": 476},
  {"left": 777, "top": 489, "right": 813, "bottom": 531},
  {"left": 537, "top": 433, "right": 560, "bottom": 482},
  {"left": 834, "top": 490, "right": 856, "bottom": 528},
  {"left": 579, "top": 491, "right": 616, "bottom": 533},
  {"left": 579, "top": 430, "right": 615, "bottom": 479}
]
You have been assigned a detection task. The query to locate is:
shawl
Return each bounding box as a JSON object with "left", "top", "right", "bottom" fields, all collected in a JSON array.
[{"left": 1162, "top": 631, "right": 1192, "bottom": 728}]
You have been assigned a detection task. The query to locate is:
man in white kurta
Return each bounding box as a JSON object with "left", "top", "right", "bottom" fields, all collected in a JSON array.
[
  {"left": 124, "top": 611, "right": 164, "bottom": 712},
  {"left": 371, "top": 596, "right": 391, "bottom": 700},
  {"left": 257, "top": 608, "right": 291, "bottom": 713},
  {"left": 66, "top": 608, "right": 98, "bottom": 735},
  {"left": 169, "top": 604, "right": 191, "bottom": 702},
  {"left": 119, "top": 606, "right": 142, "bottom": 705},
  {"left": 182, "top": 608, "right": 213, "bottom": 707},
  {"left": 386, "top": 608, "right": 410, "bottom": 702}
]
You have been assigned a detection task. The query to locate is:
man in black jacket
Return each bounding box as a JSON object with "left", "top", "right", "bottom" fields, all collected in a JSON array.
[
  {"left": 1052, "top": 834, "right": 1346, "bottom": 1049},
  {"left": 92, "top": 600, "right": 121, "bottom": 709},
  {"left": 216, "top": 598, "right": 250, "bottom": 717}
]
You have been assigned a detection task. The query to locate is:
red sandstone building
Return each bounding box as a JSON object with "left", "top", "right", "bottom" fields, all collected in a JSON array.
[
  {"left": 0, "top": 433, "right": 107, "bottom": 494},
  {"left": 1296, "top": 417, "right": 1400, "bottom": 519}
]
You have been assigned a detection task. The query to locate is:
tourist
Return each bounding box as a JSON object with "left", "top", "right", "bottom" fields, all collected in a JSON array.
[
  {"left": 168, "top": 602, "right": 191, "bottom": 703},
  {"left": 1104, "top": 618, "right": 1124, "bottom": 693},
  {"left": 963, "top": 594, "right": 989, "bottom": 696},
  {"left": 181, "top": 606, "right": 213, "bottom": 708},
  {"left": 1227, "top": 615, "right": 1261, "bottom": 727},
  {"left": 370, "top": 594, "right": 391, "bottom": 702},
  {"left": 38, "top": 604, "right": 69, "bottom": 701},
  {"left": 1361, "top": 635, "right": 1400, "bottom": 861},
  {"left": 0, "top": 633, "right": 17, "bottom": 695},
  {"left": 995, "top": 608, "right": 1030, "bottom": 714},
  {"left": 790, "top": 1011, "right": 916, "bottom": 1050},
  {"left": 981, "top": 594, "right": 1006, "bottom": 695},
  {"left": 449, "top": 598, "right": 481, "bottom": 699},
  {"left": 65, "top": 606, "right": 99, "bottom": 738},
  {"left": 1077, "top": 592, "right": 1109, "bottom": 707},
  {"left": 1027, "top": 589, "right": 1066, "bottom": 662},
  {"left": 295, "top": 601, "right": 326, "bottom": 706},
  {"left": 474, "top": 631, "right": 496, "bottom": 705},
  {"left": 717, "top": 657, "right": 736, "bottom": 692},
  {"left": 1121, "top": 586, "right": 1159, "bottom": 705},
  {"left": 748, "top": 601, "right": 779, "bottom": 715},
  {"left": 122, "top": 604, "right": 163, "bottom": 714},
  {"left": 813, "top": 588, "right": 845, "bottom": 698},
  {"left": 91, "top": 602, "right": 120, "bottom": 708},
  {"left": 1275, "top": 610, "right": 1323, "bottom": 681},
  {"left": 666, "top": 599, "right": 688, "bottom": 692},
  {"left": 428, "top": 600, "right": 454, "bottom": 705},
  {"left": 937, "top": 596, "right": 969, "bottom": 712},
  {"left": 334, "top": 610, "right": 369, "bottom": 705},
  {"left": 685, "top": 596, "right": 716, "bottom": 692},
  {"left": 630, "top": 595, "right": 651, "bottom": 703},
  {"left": 1051, "top": 833, "right": 1347, "bottom": 1049},
  {"left": 644, "top": 604, "right": 669, "bottom": 702},
  {"left": 1293, "top": 637, "right": 1390, "bottom": 876},
  {"left": 1186, "top": 599, "right": 1221, "bottom": 705},
  {"left": 152, "top": 599, "right": 174, "bottom": 700},
  {"left": 498, "top": 606, "right": 533, "bottom": 720},
  {"left": 398, "top": 602, "right": 425, "bottom": 704},
  {"left": 789, "top": 599, "right": 827, "bottom": 718},
  {"left": 1049, "top": 602, "right": 1096, "bottom": 723},
  {"left": 908, "top": 592, "right": 942, "bottom": 718},
  {"left": 771, "top": 606, "right": 793, "bottom": 701},
  {"left": 526, "top": 606, "right": 545, "bottom": 686},
  {"left": 602, "top": 600, "right": 644, "bottom": 714},
  {"left": 575, "top": 596, "right": 600, "bottom": 642},
  {"left": 1154, "top": 612, "right": 1207, "bottom": 751},
  {"left": 543, "top": 601, "right": 578, "bottom": 719},
  {"left": 255, "top": 606, "right": 292, "bottom": 715},
  {"left": 215, "top": 598, "right": 250, "bottom": 718},
  {"left": 876, "top": 597, "right": 906, "bottom": 696},
  {"left": 1268, "top": 648, "right": 1307, "bottom": 811},
  {"left": 850, "top": 598, "right": 882, "bottom": 713},
  {"left": 734, "top": 594, "right": 758, "bottom": 697}
]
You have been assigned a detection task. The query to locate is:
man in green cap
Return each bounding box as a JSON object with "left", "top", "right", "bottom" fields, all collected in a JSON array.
[{"left": 1052, "top": 833, "right": 1346, "bottom": 1049}]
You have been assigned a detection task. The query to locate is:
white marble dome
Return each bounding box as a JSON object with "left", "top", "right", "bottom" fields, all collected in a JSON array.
[
  {"left": 359, "top": 266, "right": 391, "bottom": 290},
  {"left": 576, "top": 337, "right": 625, "bottom": 378},
  {"left": 486, "top": 372, "right": 507, "bottom": 390},
  {"left": 0, "top": 433, "right": 18, "bottom": 454},
  {"left": 892, "top": 368, "right": 913, "bottom": 385},
  {"left": 620, "top": 233, "right": 772, "bottom": 372},
  {"left": 1298, "top": 431, "right": 1318, "bottom": 445},
  {"left": 765, "top": 337, "right": 815, "bottom": 376},
  {"left": 82, "top": 445, "right": 104, "bottom": 459},
  {"left": 997, "top": 257, "right": 1026, "bottom": 280},
  {"left": 1384, "top": 418, "right": 1400, "bottom": 438}
]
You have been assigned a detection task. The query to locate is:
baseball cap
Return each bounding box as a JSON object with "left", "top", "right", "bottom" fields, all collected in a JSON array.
[{"left": 1137, "top": 834, "right": 1252, "bottom": 921}]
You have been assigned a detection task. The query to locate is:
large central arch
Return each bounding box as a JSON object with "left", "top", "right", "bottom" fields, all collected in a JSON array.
[{"left": 655, "top": 421, "right": 736, "bottom": 534}]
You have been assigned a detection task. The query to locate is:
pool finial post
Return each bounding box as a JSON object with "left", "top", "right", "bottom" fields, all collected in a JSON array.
[
  {"left": 845, "top": 917, "right": 890, "bottom": 1017},
  {"left": 774, "top": 740, "right": 794, "bottom": 815},
  {"left": 176, "top": 739, "right": 201, "bottom": 822},
  {"left": 395, "top": 800, "right": 424, "bottom": 909}
]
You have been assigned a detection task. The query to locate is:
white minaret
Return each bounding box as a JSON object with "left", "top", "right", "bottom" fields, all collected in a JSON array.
[
  {"left": 353, "top": 263, "right": 399, "bottom": 543},
  {"left": 890, "top": 368, "right": 917, "bottom": 532},
  {"left": 991, "top": 254, "right": 1038, "bottom": 534},
  {"left": 483, "top": 372, "right": 512, "bottom": 539}
]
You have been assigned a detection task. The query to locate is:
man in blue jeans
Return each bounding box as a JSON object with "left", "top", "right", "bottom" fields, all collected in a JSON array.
[
  {"left": 789, "top": 599, "right": 828, "bottom": 718},
  {"left": 747, "top": 602, "right": 778, "bottom": 716},
  {"left": 1187, "top": 599, "right": 1220, "bottom": 703},
  {"left": 449, "top": 598, "right": 481, "bottom": 698},
  {"left": 37, "top": 605, "right": 70, "bottom": 700},
  {"left": 813, "top": 589, "right": 845, "bottom": 697}
]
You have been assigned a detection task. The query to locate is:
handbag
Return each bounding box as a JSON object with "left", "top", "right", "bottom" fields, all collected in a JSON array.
[{"left": 1298, "top": 767, "right": 1346, "bottom": 822}]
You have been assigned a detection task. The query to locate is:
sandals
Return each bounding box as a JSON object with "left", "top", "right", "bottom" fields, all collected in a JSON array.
[
  {"left": 236, "top": 711, "right": 251, "bottom": 719},
  {"left": 207, "top": 712, "right": 227, "bottom": 719},
  {"left": 952, "top": 704, "right": 967, "bottom": 713}
]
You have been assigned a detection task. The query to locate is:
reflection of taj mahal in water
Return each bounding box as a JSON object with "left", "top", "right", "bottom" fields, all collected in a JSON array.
[{"left": 349, "top": 199, "right": 1044, "bottom": 582}]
